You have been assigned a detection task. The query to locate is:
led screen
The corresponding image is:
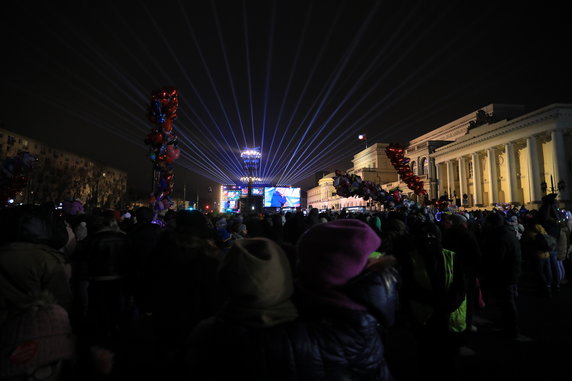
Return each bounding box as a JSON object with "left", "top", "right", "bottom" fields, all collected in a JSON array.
[
  {"left": 241, "top": 187, "right": 264, "bottom": 196},
  {"left": 222, "top": 188, "right": 242, "bottom": 210},
  {"left": 264, "top": 187, "right": 301, "bottom": 208}
]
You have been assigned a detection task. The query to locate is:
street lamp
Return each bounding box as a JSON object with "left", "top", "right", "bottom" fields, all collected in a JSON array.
[{"left": 358, "top": 133, "right": 368, "bottom": 149}]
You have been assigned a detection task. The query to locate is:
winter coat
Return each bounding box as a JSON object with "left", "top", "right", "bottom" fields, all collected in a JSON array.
[
  {"left": 0, "top": 242, "right": 72, "bottom": 324},
  {"left": 80, "top": 228, "right": 132, "bottom": 280},
  {"left": 188, "top": 270, "right": 397, "bottom": 381},
  {"left": 151, "top": 228, "right": 225, "bottom": 351},
  {"left": 127, "top": 222, "right": 163, "bottom": 312},
  {"left": 480, "top": 224, "right": 522, "bottom": 287}
]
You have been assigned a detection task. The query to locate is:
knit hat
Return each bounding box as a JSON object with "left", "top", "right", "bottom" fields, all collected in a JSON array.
[
  {"left": 0, "top": 304, "right": 74, "bottom": 379},
  {"left": 218, "top": 237, "right": 299, "bottom": 327},
  {"left": 62, "top": 199, "right": 84, "bottom": 216},
  {"left": 506, "top": 215, "right": 519, "bottom": 226},
  {"left": 296, "top": 219, "right": 382, "bottom": 310}
]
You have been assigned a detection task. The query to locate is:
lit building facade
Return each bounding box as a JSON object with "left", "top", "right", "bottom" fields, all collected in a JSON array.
[
  {"left": 0, "top": 128, "right": 128, "bottom": 208},
  {"left": 307, "top": 143, "right": 400, "bottom": 211},
  {"left": 306, "top": 103, "right": 572, "bottom": 211}
]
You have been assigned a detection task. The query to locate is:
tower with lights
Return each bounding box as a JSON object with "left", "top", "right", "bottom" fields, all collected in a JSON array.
[{"left": 240, "top": 147, "right": 263, "bottom": 212}]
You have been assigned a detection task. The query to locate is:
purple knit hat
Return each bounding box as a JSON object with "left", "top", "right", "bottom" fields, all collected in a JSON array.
[{"left": 296, "top": 219, "right": 381, "bottom": 310}]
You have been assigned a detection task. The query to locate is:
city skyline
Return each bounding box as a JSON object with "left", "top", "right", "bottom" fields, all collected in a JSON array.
[{"left": 2, "top": 1, "right": 570, "bottom": 201}]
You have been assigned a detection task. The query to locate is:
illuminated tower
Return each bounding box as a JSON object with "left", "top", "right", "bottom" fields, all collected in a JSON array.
[{"left": 240, "top": 147, "right": 262, "bottom": 212}]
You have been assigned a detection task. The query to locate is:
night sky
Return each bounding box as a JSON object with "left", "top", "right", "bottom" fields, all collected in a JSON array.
[{"left": 2, "top": 0, "right": 570, "bottom": 202}]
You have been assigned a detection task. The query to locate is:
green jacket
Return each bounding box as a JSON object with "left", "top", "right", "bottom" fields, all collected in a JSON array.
[{"left": 409, "top": 248, "right": 467, "bottom": 332}]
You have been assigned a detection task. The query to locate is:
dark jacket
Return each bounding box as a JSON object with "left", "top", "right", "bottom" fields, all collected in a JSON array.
[
  {"left": 127, "top": 222, "right": 163, "bottom": 312},
  {"left": 188, "top": 270, "right": 397, "bottom": 381},
  {"left": 188, "top": 311, "right": 387, "bottom": 381},
  {"left": 0, "top": 205, "right": 73, "bottom": 324},
  {"left": 151, "top": 228, "right": 225, "bottom": 351},
  {"left": 81, "top": 228, "right": 132, "bottom": 280},
  {"left": 442, "top": 225, "right": 482, "bottom": 277},
  {"left": 480, "top": 224, "right": 522, "bottom": 287}
]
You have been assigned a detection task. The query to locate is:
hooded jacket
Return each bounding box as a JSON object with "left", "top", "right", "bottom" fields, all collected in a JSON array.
[{"left": 187, "top": 236, "right": 397, "bottom": 381}]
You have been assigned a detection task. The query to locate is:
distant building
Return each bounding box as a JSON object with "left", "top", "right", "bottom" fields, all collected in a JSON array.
[
  {"left": 306, "top": 103, "right": 572, "bottom": 211},
  {"left": 0, "top": 128, "right": 127, "bottom": 208}
]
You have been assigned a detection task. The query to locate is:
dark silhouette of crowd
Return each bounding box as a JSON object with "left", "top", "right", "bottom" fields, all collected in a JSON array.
[{"left": 1, "top": 199, "right": 571, "bottom": 380}]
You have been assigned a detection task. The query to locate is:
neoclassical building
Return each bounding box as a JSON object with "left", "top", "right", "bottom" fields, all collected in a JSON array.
[{"left": 307, "top": 103, "right": 572, "bottom": 211}]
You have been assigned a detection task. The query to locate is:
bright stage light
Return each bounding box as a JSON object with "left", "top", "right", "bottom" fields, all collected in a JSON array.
[
  {"left": 240, "top": 148, "right": 262, "bottom": 160},
  {"left": 240, "top": 176, "right": 262, "bottom": 183}
]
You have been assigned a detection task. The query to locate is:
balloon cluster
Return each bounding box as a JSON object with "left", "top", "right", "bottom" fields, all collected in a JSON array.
[
  {"left": 333, "top": 170, "right": 405, "bottom": 208},
  {"left": 385, "top": 143, "right": 428, "bottom": 197},
  {"left": 0, "top": 151, "right": 37, "bottom": 204},
  {"left": 144, "top": 86, "right": 181, "bottom": 212}
]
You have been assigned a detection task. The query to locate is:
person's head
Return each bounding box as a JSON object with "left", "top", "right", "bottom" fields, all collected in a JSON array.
[
  {"left": 217, "top": 237, "right": 298, "bottom": 327},
  {"left": 484, "top": 211, "right": 505, "bottom": 229},
  {"left": 506, "top": 215, "right": 519, "bottom": 227},
  {"left": 449, "top": 213, "right": 468, "bottom": 229},
  {"left": 542, "top": 193, "right": 557, "bottom": 205},
  {"left": 0, "top": 205, "right": 68, "bottom": 249},
  {"left": 0, "top": 303, "right": 74, "bottom": 381},
  {"left": 135, "top": 206, "right": 154, "bottom": 224},
  {"left": 410, "top": 220, "right": 443, "bottom": 255},
  {"left": 175, "top": 210, "right": 212, "bottom": 239},
  {"left": 237, "top": 224, "right": 248, "bottom": 236},
  {"left": 215, "top": 217, "right": 227, "bottom": 230},
  {"left": 296, "top": 219, "right": 381, "bottom": 310},
  {"left": 89, "top": 209, "right": 120, "bottom": 233}
]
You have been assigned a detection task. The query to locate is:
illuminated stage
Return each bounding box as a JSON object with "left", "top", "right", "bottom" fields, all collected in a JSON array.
[{"left": 220, "top": 185, "right": 301, "bottom": 213}]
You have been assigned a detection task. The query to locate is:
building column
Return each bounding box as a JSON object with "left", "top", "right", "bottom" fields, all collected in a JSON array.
[
  {"left": 487, "top": 148, "right": 498, "bottom": 205},
  {"left": 458, "top": 156, "right": 467, "bottom": 201},
  {"left": 471, "top": 152, "right": 483, "bottom": 206},
  {"left": 551, "top": 129, "right": 568, "bottom": 199},
  {"left": 505, "top": 142, "right": 518, "bottom": 203},
  {"left": 526, "top": 136, "right": 541, "bottom": 203},
  {"left": 447, "top": 160, "right": 455, "bottom": 198},
  {"left": 429, "top": 157, "right": 438, "bottom": 200},
  {"left": 435, "top": 162, "right": 443, "bottom": 197}
]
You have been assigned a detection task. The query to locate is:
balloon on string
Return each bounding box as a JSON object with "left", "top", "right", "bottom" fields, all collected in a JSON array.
[
  {"left": 165, "top": 145, "right": 180, "bottom": 163},
  {"left": 148, "top": 87, "right": 179, "bottom": 129}
]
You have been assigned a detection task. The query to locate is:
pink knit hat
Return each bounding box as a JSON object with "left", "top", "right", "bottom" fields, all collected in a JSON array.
[
  {"left": 296, "top": 219, "right": 381, "bottom": 310},
  {"left": 0, "top": 304, "right": 74, "bottom": 379}
]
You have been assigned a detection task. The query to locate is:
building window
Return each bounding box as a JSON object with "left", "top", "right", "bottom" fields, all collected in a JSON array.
[
  {"left": 468, "top": 161, "right": 473, "bottom": 178},
  {"left": 411, "top": 161, "right": 417, "bottom": 175}
]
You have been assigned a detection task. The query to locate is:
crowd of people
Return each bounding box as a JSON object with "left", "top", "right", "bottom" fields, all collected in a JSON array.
[{"left": 0, "top": 194, "right": 571, "bottom": 380}]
